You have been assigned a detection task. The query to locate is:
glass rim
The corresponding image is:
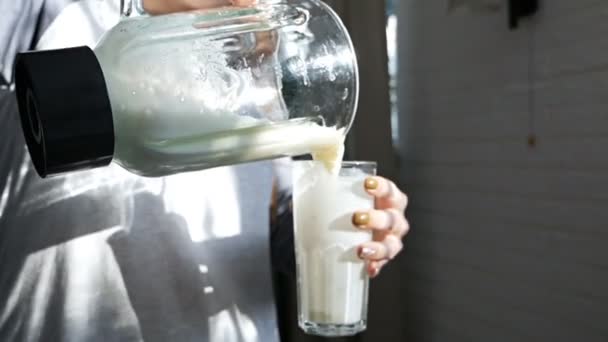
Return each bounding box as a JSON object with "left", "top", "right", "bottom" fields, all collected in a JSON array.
[
  {"left": 292, "top": 160, "right": 377, "bottom": 167},
  {"left": 340, "top": 161, "right": 377, "bottom": 168}
]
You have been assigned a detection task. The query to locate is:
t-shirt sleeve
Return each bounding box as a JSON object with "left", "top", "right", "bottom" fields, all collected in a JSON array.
[{"left": 0, "top": 0, "right": 46, "bottom": 84}]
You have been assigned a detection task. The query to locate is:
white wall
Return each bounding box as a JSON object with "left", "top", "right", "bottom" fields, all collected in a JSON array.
[{"left": 398, "top": 1, "right": 608, "bottom": 341}]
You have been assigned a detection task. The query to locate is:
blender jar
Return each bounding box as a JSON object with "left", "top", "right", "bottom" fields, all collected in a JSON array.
[{"left": 15, "top": 0, "right": 359, "bottom": 177}]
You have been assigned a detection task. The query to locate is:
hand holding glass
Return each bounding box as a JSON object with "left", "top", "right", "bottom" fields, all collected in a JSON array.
[{"left": 292, "top": 161, "right": 376, "bottom": 337}]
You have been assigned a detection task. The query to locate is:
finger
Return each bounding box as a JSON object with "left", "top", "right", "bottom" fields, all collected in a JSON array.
[
  {"left": 170, "top": 0, "right": 255, "bottom": 12},
  {"left": 368, "top": 260, "right": 388, "bottom": 278},
  {"left": 145, "top": 0, "right": 230, "bottom": 14},
  {"left": 230, "top": 0, "right": 257, "bottom": 5},
  {"left": 352, "top": 208, "right": 409, "bottom": 237},
  {"left": 357, "top": 235, "right": 403, "bottom": 261},
  {"left": 364, "top": 177, "right": 408, "bottom": 211}
]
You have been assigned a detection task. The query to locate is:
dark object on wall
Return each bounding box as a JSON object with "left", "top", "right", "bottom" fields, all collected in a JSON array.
[{"left": 508, "top": 0, "right": 538, "bottom": 29}]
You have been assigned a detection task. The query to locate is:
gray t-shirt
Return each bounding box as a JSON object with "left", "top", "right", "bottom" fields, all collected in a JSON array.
[{"left": 0, "top": 1, "right": 293, "bottom": 341}]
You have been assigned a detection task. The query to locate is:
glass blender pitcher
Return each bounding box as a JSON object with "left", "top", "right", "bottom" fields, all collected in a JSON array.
[{"left": 14, "top": 0, "right": 358, "bottom": 177}]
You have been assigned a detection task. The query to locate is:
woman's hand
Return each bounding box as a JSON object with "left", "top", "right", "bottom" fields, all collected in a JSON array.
[
  {"left": 352, "top": 176, "right": 409, "bottom": 278},
  {"left": 143, "top": 0, "right": 256, "bottom": 15}
]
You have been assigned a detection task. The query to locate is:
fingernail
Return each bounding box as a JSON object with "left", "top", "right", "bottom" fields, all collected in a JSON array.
[
  {"left": 365, "top": 177, "right": 378, "bottom": 190},
  {"left": 359, "top": 247, "right": 376, "bottom": 258},
  {"left": 371, "top": 266, "right": 380, "bottom": 277},
  {"left": 352, "top": 212, "right": 370, "bottom": 227}
]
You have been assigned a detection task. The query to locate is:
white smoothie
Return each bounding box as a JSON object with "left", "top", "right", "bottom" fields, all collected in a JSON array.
[
  {"left": 293, "top": 161, "right": 373, "bottom": 326},
  {"left": 94, "top": 12, "right": 350, "bottom": 176}
]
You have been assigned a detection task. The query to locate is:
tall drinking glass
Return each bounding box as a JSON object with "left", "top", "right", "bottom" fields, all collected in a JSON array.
[{"left": 292, "top": 161, "right": 376, "bottom": 337}]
